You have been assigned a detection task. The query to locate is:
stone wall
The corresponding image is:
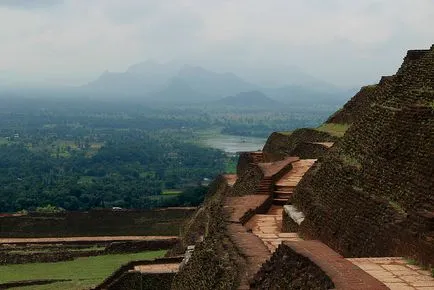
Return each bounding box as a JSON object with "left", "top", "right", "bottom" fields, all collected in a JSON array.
[
  {"left": 104, "top": 239, "right": 178, "bottom": 254},
  {"left": 236, "top": 152, "right": 256, "bottom": 176},
  {"left": 290, "top": 142, "right": 331, "bottom": 159},
  {"left": 293, "top": 46, "right": 434, "bottom": 266},
  {"left": 171, "top": 176, "right": 244, "bottom": 289},
  {"left": 232, "top": 164, "right": 263, "bottom": 196},
  {"left": 0, "top": 251, "right": 74, "bottom": 265},
  {"left": 0, "top": 208, "right": 194, "bottom": 238},
  {"left": 326, "top": 85, "right": 378, "bottom": 124},
  {"left": 251, "top": 243, "right": 334, "bottom": 289},
  {"left": 167, "top": 175, "right": 233, "bottom": 256}
]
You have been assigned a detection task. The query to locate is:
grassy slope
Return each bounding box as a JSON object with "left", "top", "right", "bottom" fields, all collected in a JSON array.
[
  {"left": 2, "top": 250, "right": 166, "bottom": 290},
  {"left": 315, "top": 123, "right": 350, "bottom": 138}
]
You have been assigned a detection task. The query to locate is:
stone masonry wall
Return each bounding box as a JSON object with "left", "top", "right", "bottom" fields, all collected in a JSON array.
[
  {"left": 251, "top": 243, "right": 334, "bottom": 290},
  {"left": 171, "top": 177, "right": 243, "bottom": 289}
]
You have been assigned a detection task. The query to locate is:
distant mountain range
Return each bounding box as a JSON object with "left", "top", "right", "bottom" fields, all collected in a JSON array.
[
  {"left": 81, "top": 61, "right": 353, "bottom": 105},
  {"left": 215, "top": 91, "right": 280, "bottom": 108},
  {"left": 1, "top": 61, "right": 356, "bottom": 107}
]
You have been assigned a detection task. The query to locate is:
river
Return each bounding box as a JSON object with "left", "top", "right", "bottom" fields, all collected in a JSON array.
[{"left": 201, "top": 134, "right": 267, "bottom": 153}]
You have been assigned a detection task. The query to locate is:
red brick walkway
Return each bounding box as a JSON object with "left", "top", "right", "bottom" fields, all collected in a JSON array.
[{"left": 348, "top": 257, "right": 434, "bottom": 289}]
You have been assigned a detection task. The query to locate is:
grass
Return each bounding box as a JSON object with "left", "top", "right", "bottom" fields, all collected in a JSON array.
[
  {"left": 405, "top": 258, "right": 434, "bottom": 277},
  {"left": 0, "top": 137, "right": 9, "bottom": 145},
  {"left": 1, "top": 250, "right": 166, "bottom": 290},
  {"left": 388, "top": 200, "right": 406, "bottom": 215},
  {"left": 316, "top": 123, "right": 350, "bottom": 138},
  {"left": 339, "top": 153, "right": 362, "bottom": 170},
  {"left": 162, "top": 190, "right": 182, "bottom": 195}
]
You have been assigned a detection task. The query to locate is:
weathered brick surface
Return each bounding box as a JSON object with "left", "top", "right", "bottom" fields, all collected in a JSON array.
[
  {"left": 290, "top": 142, "right": 331, "bottom": 159},
  {"left": 170, "top": 175, "right": 245, "bottom": 289},
  {"left": 327, "top": 85, "right": 378, "bottom": 124},
  {"left": 232, "top": 157, "right": 298, "bottom": 196},
  {"left": 225, "top": 195, "right": 272, "bottom": 224},
  {"left": 293, "top": 46, "right": 434, "bottom": 266},
  {"left": 237, "top": 152, "right": 264, "bottom": 176}
]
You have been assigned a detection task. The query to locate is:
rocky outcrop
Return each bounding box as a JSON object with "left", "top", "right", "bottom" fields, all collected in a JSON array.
[{"left": 262, "top": 129, "right": 337, "bottom": 162}]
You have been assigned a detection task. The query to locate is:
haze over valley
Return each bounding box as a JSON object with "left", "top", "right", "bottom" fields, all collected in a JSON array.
[{"left": 0, "top": 1, "right": 433, "bottom": 289}]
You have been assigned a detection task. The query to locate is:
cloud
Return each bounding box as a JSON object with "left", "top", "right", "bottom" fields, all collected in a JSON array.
[{"left": 0, "top": 0, "right": 433, "bottom": 86}]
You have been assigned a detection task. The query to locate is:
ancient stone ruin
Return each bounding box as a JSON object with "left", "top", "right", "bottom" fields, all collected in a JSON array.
[{"left": 99, "top": 45, "right": 434, "bottom": 289}]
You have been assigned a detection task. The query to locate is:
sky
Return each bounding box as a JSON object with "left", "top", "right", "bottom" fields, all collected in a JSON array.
[{"left": 0, "top": 0, "right": 433, "bottom": 87}]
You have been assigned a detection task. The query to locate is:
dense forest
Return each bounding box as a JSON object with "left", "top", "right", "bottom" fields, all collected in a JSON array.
[{"left": 0, "top": 96, "right": 332, "bottom": 212}]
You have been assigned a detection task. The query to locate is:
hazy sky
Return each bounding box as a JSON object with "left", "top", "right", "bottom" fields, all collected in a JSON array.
[{"left": 0, "top": 0, "right": 433, "bottom": 87}]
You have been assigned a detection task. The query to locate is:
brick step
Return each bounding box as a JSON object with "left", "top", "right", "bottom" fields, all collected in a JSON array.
[
  {"left": 274, "top": 193, "right": 292, "bottom": 199},
  {"left": 275, "top": 186, "right": 295, "bottom": 192},
  {"left": 274, "top": 189, "right": 293, "bottom": 193},
  {"left": 273, "top": 198, "right": 288, "bottom": 206}
]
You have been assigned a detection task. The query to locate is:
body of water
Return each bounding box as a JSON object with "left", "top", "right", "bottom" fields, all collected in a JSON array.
[{"left": 202, "top": 134, "right": 267, "bottom": 153}]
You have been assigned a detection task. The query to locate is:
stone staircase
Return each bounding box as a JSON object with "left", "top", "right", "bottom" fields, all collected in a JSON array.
[
  {"left": 226, "top": 152, "right": 434, "bottom": 289},
  {"left": 273, "top": 185, "right": 295, "bottom": 205},
  {"left": 255, "top": 176, "right": 273, "bottom": 194},
  {"left": 245, "top": 206, "right": 301, "bottom": 253}
]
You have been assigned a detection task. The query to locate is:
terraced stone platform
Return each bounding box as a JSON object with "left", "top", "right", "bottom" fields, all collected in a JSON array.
[
  {"left": 133, "top": 263, "right": 179, "bottom": 273},
  {"left": 245, "top": 206, "right": 301, "bottom": 253},
  {"left": 348, "top": 257, "right": 434, "bottom": 290},
  {"left": 275, "top": 159, "right": 317, "bottom": 188}
]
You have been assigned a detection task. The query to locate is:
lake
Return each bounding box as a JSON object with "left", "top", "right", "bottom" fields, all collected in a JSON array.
[{"left": 201, "top": 134, "right": 267, "bottom": 153}]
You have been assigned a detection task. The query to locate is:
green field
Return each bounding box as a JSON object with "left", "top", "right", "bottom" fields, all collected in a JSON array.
[
  {"left": 316, "top": 123, "right": 350, "bottom": 138},
  {"left": 162, "top": 190, "right": 182, "bottom": 195},
  {"left": 1, "top": 250, "right": 166, "bottom": 290}
]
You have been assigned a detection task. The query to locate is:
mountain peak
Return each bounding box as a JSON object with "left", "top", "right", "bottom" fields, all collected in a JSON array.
[{"left": 216, "top": 90, "right": 279, "bottom": 107}]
